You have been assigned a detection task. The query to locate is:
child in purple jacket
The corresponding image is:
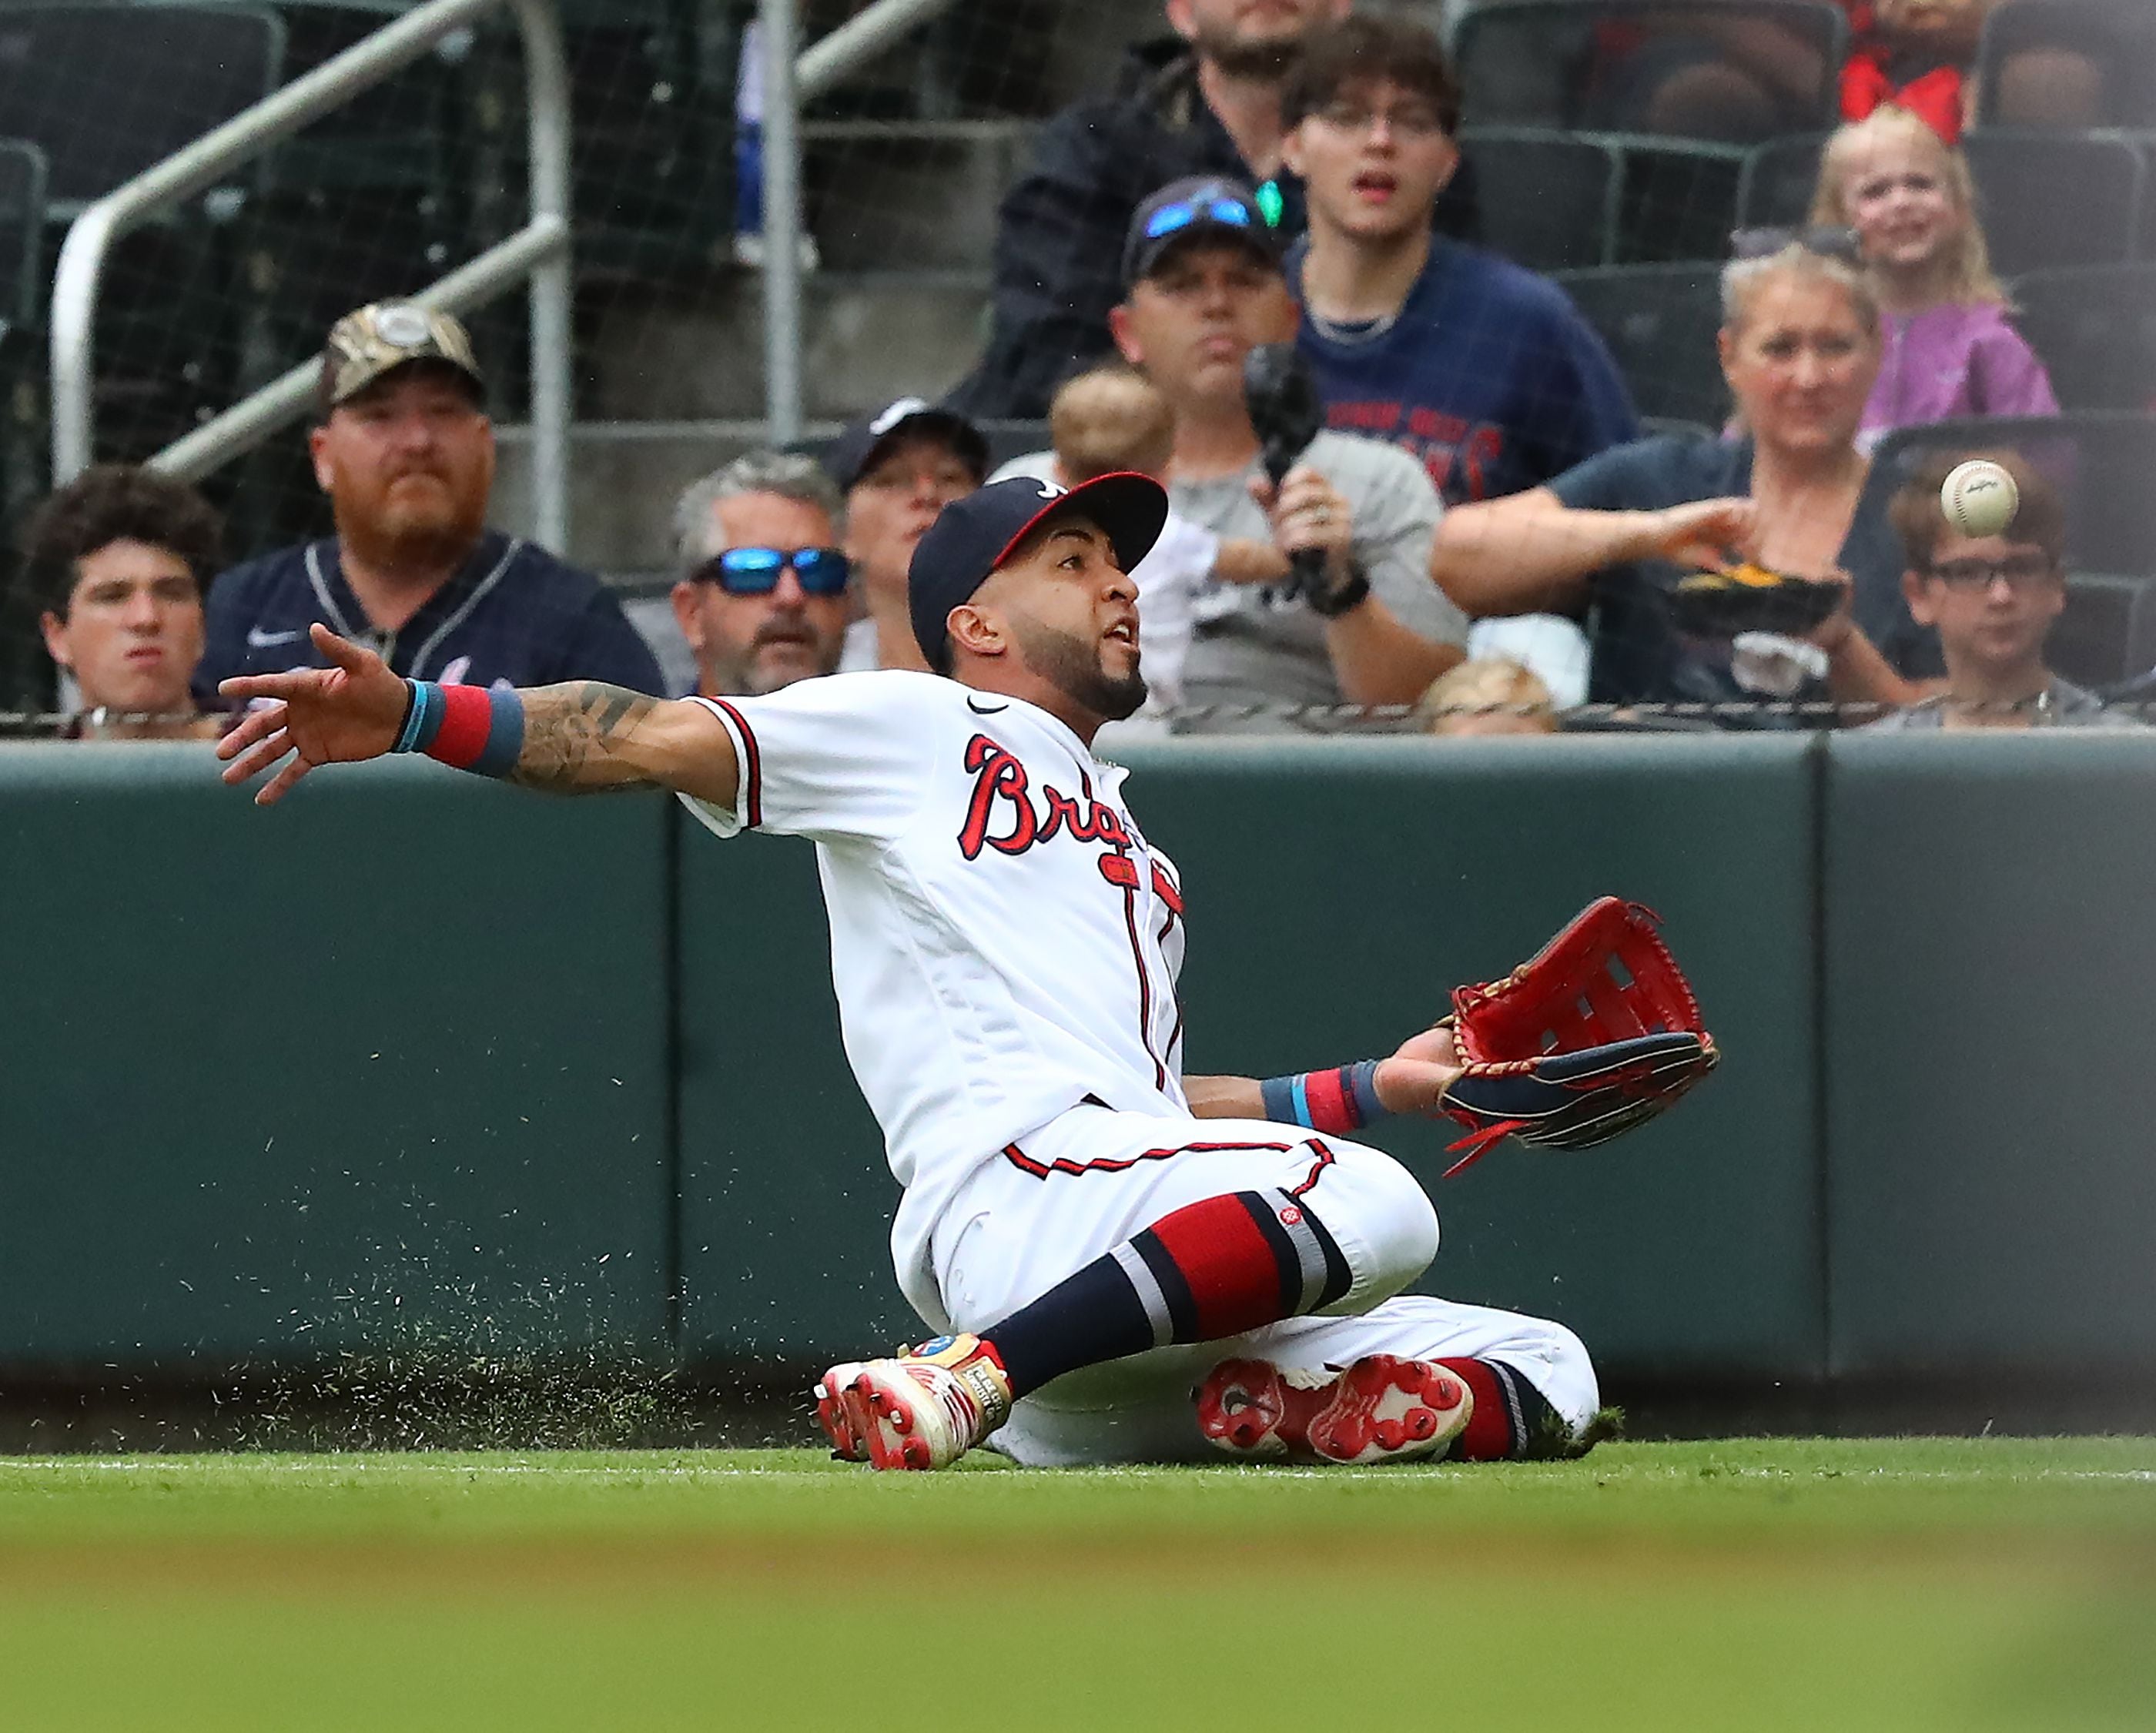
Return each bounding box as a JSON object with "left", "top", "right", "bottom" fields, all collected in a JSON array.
[{"left": 1810, "top": 103, "right": 2059, "bottom": 450}]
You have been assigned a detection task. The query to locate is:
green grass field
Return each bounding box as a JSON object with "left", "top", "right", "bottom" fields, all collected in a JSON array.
[{"left": 2, "top": 1440, "right": 2152, "bottom": 1731}]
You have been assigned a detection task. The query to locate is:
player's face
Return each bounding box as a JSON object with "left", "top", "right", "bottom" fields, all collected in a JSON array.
[
  {"left": 671, "top": 491, "right": 848, "bottom": 697},
  {"left": 1719, "top": 276, "right": 1879, "bottom": 457},
  {"left": 1284, "top": 77, "right": 1458, "bottom": 246},
  {"left": 1113, "top": 243, "right": 1297, "bottom": 413},
  {"left": 310, "top": 366, "right": 494, "bottom": 567},
  {"left": 976, "top": 517, "right": 1147, "bottom": 723},
  {"left": 845, "top": 433, "right": 980, "bottom": 604},
  {"left": 40, "top": 537, "right": 203, "bottom": 715},
  {"left": 1167, "top": 0, "right": 1349, "bottom": 77},
  {"left": 1841, "top": 134, "right": 1957, "bottom": 275},
  {"left": 1903, "top": 529, "right": 2065, "bottom": 682}
]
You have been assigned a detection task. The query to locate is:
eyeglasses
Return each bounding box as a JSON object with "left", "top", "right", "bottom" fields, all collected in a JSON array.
[
  {"left": 694, "top": 546, "right": 850, "bottom": 596},
  {"left": 1730, "top": 225, "right": 1863, "bottom": 264},
  {"left": 1311, "top": 101, "right": 1448, "bottom": 139},
  {"left": 1928, "top": 553, "right": 2059, "bottom": 590},
  {"left": 1145, "top": 194, "right": 1262, "bottom": 242}
]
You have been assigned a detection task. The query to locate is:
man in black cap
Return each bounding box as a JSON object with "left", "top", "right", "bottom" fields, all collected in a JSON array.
[
  {"left": 216, "top": 470, "right": 1605, "bottom": 1477},
  {"left": 822, "top": 396, "right": 989, "bottom": 673},
  {"left": 197, "top": 301, "right": 663, "bottom": 698}
]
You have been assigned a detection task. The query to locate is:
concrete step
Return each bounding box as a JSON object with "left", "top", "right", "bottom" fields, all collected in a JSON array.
[
  {"left": 580, "top": 269, "right": 989, "bottom": 423},
  {"left": 805, "top": 120, "right": 1039, "bottom": 275},
  {"left": 492, "top": 418, "right": 839, "bottom": 577}
]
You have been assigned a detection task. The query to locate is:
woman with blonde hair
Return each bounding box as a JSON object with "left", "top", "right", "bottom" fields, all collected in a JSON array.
[
  {"left": 1428, "top": 237, "right": 1934, "bottom": 713},
  {"left": 1810, "top": 103, "right": 2057, "bottom": 447}
]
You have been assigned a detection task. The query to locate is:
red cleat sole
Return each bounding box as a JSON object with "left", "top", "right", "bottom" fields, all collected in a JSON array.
[
  {"left": 1197, "top": 1354, "right": 1471, "bottom": 1466},
  {"left": 814, "top": 1367, "right": 941, "bottom": 1470}
]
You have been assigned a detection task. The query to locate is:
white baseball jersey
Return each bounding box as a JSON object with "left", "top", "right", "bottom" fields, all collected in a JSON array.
[{"left": 681, "top": 671, "right": 1189, "bottom": 1320}]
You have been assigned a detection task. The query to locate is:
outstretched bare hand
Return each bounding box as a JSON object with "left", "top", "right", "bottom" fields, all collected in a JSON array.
[
  {"left": 1639, "top": 497, "right": 1760, "bottom": 572},
  {"left": 216, "top": 624, "right": 410, "bottom": 806},
  {"left": 1372, "top": 1020, "right": 1464, "bottom": 1116}
]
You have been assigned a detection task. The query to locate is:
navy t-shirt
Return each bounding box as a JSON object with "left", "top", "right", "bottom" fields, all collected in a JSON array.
[
  {"left": 1292, "top": 236, "right": 1639, "bottom": 506},
  {"left": 1548, "top": 435, "right": 1942, "bottom": 706},
  {"left": 196, "top": 530, "right": 665, "bottom": 700}
]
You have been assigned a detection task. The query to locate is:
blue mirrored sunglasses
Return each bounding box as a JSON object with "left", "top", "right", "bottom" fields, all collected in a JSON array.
[
  {"left": 697, "top": 546, "right": 851, "bottom": 597},
  {"left": 1145, "top": 196, "right": 1256, "bottom": 241}
]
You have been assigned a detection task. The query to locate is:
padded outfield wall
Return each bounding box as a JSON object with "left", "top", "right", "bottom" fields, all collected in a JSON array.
[{"left": 1, "top": 736, "right": 2150, "bottom": 1404}]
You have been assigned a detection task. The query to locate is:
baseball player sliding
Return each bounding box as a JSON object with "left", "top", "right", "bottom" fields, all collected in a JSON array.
[{"left": 217, "top": 472, "right": 1711, "bottom": 1470}]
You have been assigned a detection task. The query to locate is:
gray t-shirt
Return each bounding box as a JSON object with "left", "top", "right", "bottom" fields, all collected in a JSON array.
[
  {"left": 1865, "top": 677, "right": 2143, "bottom": 730},
  {"left": 1167, "top": 430, "right": 1465, "bottom": 709}
]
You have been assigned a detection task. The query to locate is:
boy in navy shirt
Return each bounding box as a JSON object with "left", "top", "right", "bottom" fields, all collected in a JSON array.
[
  {"left": 197, "top": 303, "right": 663, "bottom": 699},
  {"left": 1282, "top": 18, "right": 1639, "bottom": 505}
]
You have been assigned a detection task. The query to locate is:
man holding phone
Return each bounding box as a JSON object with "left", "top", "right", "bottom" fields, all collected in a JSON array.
[{"left": 670, "top": 451, "right": 853, "bottom": 697}]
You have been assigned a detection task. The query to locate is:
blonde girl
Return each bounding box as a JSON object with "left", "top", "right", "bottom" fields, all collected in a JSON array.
[{"left": 1810, "top": 103, "right": 2057, "bottom": 447}]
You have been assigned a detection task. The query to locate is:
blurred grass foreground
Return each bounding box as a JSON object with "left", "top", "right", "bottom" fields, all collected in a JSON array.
[{"left": 0, "top": 1437, "right": 2151, "bottom": 1731}]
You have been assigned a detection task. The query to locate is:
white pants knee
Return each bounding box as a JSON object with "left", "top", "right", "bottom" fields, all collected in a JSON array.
[
  {"left": 931, "top": 1102, "right": 1439, "bottom": 1333},
  {"left": 916, "top": 1101, "right": 1591, "bottom": 1467}
]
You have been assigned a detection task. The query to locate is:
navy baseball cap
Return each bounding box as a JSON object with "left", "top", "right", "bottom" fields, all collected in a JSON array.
[
  {"left": 1123, "top": 176, "right": 1283, "bottom": 287},
  {"left": 822, "top": 397, "right": 989, "bottom": 492},
  {"left": 908, "top": 472, "right": 1169, "bottom": 670}
]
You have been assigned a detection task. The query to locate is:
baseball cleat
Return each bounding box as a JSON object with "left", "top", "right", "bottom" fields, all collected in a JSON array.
[
  {"left": 1195, "top": 1354, "right": 1472, "bottom": 1465},
  {"left": 813, "top": 1333, "right": 1013, "bottom": 1471}
]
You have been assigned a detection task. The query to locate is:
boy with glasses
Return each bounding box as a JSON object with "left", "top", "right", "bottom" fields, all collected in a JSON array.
[
  {"left": 1283, "top": 18, "right": 1638, "bottom": 505},
  {"left": 671, "top": 453, "right": 852, "bottom": 698},
  {"left": 1873, "top": 450, "right": 2137, "bottom": 729}
]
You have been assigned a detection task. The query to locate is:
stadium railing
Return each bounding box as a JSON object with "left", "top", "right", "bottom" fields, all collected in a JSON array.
[{"left": 46, "top": 0, "right": 572, "bottom": 534}]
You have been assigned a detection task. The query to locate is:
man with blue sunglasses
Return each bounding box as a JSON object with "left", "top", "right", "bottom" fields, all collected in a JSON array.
[{"left": 670, "top": 451, "right": 852, "bottom": 698}]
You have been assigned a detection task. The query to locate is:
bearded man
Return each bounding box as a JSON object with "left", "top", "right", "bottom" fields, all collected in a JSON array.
[{"left": 197, "top": 303, "right": 662, "bottom": 700}]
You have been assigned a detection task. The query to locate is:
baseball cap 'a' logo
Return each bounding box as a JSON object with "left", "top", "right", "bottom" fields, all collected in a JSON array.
[{"left": 1036, "top": 480, "right": 1065, "bottom": 500}]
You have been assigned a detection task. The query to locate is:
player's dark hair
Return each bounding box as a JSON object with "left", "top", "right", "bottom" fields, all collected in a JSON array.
[
  {"left": 22, "top": 464, "right": 223, "bottom": 617},
  {"left": 1890, "top": 449, "right": 2065, "bottom": 573},
  {"left": 1281, "top": 16, "right": 1461, "bottom": 135}
]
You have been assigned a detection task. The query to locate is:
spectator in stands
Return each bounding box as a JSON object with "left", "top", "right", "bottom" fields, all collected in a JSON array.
[
  {"left": 670, "top": 452, "right": 849, "bottom": 697},
  {"left": 1841, "top": 0, "right": 1989, "bottom": 143},
  {"left": 199, "top": 304, "right": 663, "bottom": 699},
  {"left": 1810, "top": 105, "right": 2057, "bottom": 448},
  {"left": 27, "top": 464, "right": 224, "bottom": 740},
  {"left": 1281, "top": 17, "right": 1638, "bottom": 505},
  {"left": 1873, "top": 448, "right": 2134, "bottom": 728},
  {"left": 1429, "top": 235, "right": 1933, "bottom": 711},
  {"left": 946, "top": 0, "right": 1351, "bottom": 421},
  {"left": 1107, "top": 178, "right": 1467, "bottom": 710},
  {"left": 1595, "top": 0, "right": 2098, "bottom": 146},
  {"left": 1416, "top": 657, "right": 1558, "bottom": 736},
  {"left": 827, "top": 398, "right": 989, "bottom": 672}
]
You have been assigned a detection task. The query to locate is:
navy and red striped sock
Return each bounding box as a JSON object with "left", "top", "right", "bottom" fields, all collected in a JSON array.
[
  {"left": 982, "top": 1190, "right": 1351, "bottom": 1400},
  {"left": 1435, "top": 1357, "right": 1565, "bottom": 1460}
]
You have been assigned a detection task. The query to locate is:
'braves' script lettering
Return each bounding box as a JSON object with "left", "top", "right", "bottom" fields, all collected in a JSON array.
[{"left": 957, "top": 733, "right": 1137, "bottom": 872}]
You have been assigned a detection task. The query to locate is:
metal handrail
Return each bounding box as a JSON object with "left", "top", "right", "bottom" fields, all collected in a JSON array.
[
  {"left": 758, "top": 0, "right": 961, "bottom": 443},
  {"left": 50, "top": 0, "right": 573, "bottom": 553}
]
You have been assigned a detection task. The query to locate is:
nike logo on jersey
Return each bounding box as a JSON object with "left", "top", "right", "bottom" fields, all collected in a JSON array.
[
  {"left": 246, "top": 627, "right": 303, "bottom": 648},
  {"left": 965, "top": 695, "right": 1009, "bottom": 714}
]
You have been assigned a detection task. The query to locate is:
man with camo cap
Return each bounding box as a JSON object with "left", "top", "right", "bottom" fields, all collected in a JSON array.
[{"left": 198, "top": 302, "right": 663, "bottom": 699}]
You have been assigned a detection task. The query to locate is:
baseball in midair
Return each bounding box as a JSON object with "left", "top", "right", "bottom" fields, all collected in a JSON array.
[{"left": 1940, "top": 459, "right": 2020, "bottom": 539}]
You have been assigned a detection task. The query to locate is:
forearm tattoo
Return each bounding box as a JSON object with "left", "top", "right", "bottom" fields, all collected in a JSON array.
[{"left": 507, "top": 683, "right": 662, "bottom": 795}]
